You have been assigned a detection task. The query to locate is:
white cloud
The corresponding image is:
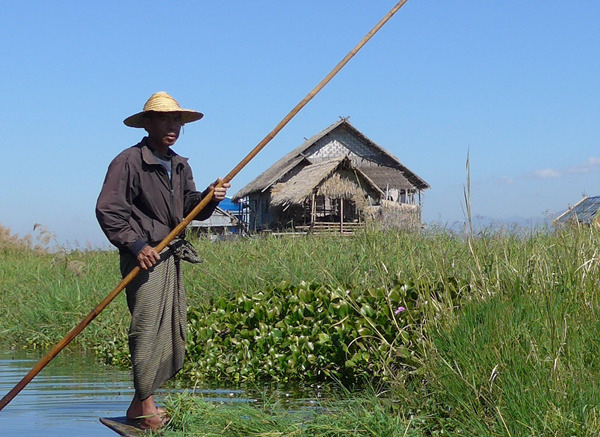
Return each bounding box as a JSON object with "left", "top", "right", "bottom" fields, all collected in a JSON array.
[
  {"left": 522, "top": 156, "right": 600, "bottom": 181},
  {"left": 532, "top": 168, "right": 561, "bottom": 179},
  {"left": 567, "top": 157, "right": 600, "bottom": 175},
  {"left": 498, "top": 176, "right": 515, "bottom": 185}
]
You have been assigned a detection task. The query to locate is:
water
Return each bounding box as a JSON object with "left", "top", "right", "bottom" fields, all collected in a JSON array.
[
  {"left": 0, "top": 349, "right": 335, "bottom": 436},
  {"left": 0, "top": 350, "right": 248, "bottom": 436},
  {"left": 0, "top": 349, "right": 135, "bottom": 436}
]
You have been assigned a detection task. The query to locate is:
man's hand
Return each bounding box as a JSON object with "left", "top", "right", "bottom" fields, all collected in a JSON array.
[
  {"left": 137, "top": 245, "right": 161, "bottom": 270},
  {"left": 209, "top": 177, "right": 231, "bottom": 202}
]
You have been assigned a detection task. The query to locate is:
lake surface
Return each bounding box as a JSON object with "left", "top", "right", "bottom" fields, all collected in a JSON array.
[{"left": 0, "top": 349, "right": 248, "bottom": 436}]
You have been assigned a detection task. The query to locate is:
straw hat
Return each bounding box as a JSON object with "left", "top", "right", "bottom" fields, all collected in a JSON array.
[{"left": 123, "top": 91, "right": 204, "bottom": 128}]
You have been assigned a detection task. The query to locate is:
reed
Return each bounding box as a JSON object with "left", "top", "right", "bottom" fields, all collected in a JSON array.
[
  {"left": 0, "top": 224, "right": 129, "bottom": 351},
  {"left": 418, "top": 225, "right": 600, "bottom": 435}
]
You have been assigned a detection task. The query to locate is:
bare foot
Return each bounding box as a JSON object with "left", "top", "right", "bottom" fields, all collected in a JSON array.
[
  {"left": 135, "top": 413, "right": 168, "bottom": 430},
  {"left": 126, "top": 394, "right": 169, "bottom": 427},
  {"left": 157, "top": 407, "right": 171, "bottom": 425}
]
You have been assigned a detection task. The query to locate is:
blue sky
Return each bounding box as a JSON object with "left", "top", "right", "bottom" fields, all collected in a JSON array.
[{"left": 1, "top": 1, "right": 599, "bottom": 248}]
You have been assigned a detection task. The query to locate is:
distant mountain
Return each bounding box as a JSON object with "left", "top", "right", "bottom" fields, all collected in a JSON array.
[
  {"left": 475, "top": 214, "right": 557, "bottom": 229},
  {"left": 428, "top": 213, "right": 561, "bottom": 234}
]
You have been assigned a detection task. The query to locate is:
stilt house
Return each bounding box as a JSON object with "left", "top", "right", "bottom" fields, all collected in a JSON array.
[{"left": 232, "top": 119, "right": 430, "bottom": 233}]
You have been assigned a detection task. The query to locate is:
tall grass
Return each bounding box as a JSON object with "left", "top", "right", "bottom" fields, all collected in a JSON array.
[
  {"left": 185, "top": 228, "right": 473, "bottom": 302},
  {"left": 0, "top": 224, "right": 129, "bottom": 351},
  {"left": 418, "top": 225, "right": 600, "bottom": 435}
]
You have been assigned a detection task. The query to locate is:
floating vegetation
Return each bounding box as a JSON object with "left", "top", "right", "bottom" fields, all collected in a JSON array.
[{"left": 182, "top": 278, "right": 465, "bottom": 384}]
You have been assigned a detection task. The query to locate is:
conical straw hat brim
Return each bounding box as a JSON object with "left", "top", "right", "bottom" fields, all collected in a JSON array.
[
  {"left": 123, "top": 91, "right": 204, "bottom": 128},
  {"left": 124, "top": 109, "right": 203, "bottom": 128}
]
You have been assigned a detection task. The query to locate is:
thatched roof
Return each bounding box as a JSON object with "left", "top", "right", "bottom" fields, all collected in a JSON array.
[
  {"left": 359, "top": 166, "right": 414, "bottom": 191},
  {"left": 270, "top": 157, "right": 383, "bottom": 208},
  {"left": 233, "top": 119, "right": 429, "bottom": 200}
]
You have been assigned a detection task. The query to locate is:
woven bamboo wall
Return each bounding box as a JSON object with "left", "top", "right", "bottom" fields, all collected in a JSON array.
[{"left": 307, "top": 129, "right": 393, "bottom": 167}]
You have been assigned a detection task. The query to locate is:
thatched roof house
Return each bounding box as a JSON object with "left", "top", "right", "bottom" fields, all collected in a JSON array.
[{"left": 233, "top": 119, "right": 430, "bottom": 232}]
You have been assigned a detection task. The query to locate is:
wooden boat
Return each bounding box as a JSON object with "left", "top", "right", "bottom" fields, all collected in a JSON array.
[{"left": 99, "top": 417, "right": 147, "bottom": 436}]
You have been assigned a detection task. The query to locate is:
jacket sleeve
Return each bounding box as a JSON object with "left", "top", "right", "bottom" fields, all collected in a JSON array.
[
  {"left": 182, "top": 163, "right": 219, "bottom": 221},
  {"left": 95, "top": 154, "right": 147, "bottom": 256}
]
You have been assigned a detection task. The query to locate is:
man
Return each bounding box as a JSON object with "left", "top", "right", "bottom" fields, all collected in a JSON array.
[{"left": 96, "top": 91, "right": 230, "bottom": 430}]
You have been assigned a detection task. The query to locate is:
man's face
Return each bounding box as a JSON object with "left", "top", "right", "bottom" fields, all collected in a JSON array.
[{"left": 144, "top": 112, "right": 183, "bottom": 148}]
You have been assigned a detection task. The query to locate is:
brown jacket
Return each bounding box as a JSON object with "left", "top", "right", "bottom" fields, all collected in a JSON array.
[{"left": 96, "top": 137, "right": 218, "bottom": 255}]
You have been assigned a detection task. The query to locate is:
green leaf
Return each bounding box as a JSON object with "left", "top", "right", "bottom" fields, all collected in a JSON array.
[
  {"left": 318, "top": 333, "right": 330, "bottom": 344},
  {"left": 360, "top": 304, "right": 374, "bottom": 317}
]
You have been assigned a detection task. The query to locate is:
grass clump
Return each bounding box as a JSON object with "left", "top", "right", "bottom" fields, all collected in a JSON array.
[
  {"left": 417, "top": 225, "right": 600, "bottom": 435},
  {"left": 161, "top": 389, "right": 418, "bottom": 437},
  {"left": 423, "top": 290, "right": 600, "bottom": 435}
]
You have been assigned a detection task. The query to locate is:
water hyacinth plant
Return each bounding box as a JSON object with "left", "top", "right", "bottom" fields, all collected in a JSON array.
[{"left": 183, "top": 278, "right": 464, "bottom": 384}]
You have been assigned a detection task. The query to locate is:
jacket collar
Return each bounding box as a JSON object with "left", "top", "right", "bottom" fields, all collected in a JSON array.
[{"left": 139, "top": 137, "right": 188, "bottom": 167}]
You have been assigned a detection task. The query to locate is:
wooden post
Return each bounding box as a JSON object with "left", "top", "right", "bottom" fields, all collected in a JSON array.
[
  {"left": 340, "top": 198, "right": 344, "bottom": 233},
  {"left": 311, "top": 192, "right": 316, "bottom": 231}
]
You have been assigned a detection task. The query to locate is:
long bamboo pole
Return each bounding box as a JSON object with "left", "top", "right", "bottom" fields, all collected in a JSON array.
[{"left": 0, "top": 0, "right": 409, "bottom": 412}]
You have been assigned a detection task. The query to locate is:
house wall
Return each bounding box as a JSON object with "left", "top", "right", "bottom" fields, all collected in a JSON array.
[{"left": 248, "top": 192, "right": 277, "bottom": 231}]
